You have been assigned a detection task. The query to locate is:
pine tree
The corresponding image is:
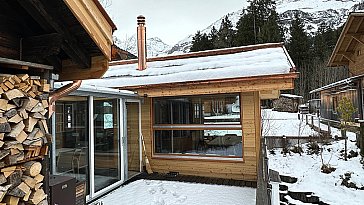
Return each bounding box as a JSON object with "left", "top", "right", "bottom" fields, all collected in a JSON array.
[
  {"left": 209, "top": 26, "right": 219, "bottom": 48},
  {"left": 215, "top": 16, "right": 235, "bottom": 48},
  {"left": 235, "top": 9, "right": 256, "bottom": 46},
  {"left": 190, "top": 31, "right": 213, "bottom": 52},
  {"left": 287, "top": 13, "right": 311, "bottom": 66},
  {"left": 259, "top": 10, "right": 283, "bottom": 43},
  {"left": 288, "top": 13, "right": 312, "bottom": 99},
  {"left": 234, "top": 0, "right": 282, "bottom": 46}
]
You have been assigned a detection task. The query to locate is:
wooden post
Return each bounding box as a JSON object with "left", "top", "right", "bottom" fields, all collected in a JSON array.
[
  {"left": 360, "top": 122, "right": 364, "bottom": 157},
  {"left": 328, "top": 121, "right": 331, "bottom": 136},
  {"left": 306, "top": 115, "right": 308, "bottom": 125},
  {"left": 311, "top": 115, "right": 314, "bottom": 127}
]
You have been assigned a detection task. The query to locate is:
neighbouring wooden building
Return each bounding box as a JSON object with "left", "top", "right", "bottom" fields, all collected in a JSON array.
[
  {"left": 85, "top": 40, "right": 297, "bottom": 182},
  {"left": 310, "top": 12, "right": 364, "bottom": 155},
  {"left": 0, "top": 0, "right": 117, "bottom": 204},
  {"left": 310, "top": 12, "right": 364, "bottom": 122}
]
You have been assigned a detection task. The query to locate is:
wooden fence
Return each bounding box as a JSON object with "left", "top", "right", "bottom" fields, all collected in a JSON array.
[{"left": 256, "top": 138, "right": 271, "bottom": 205}]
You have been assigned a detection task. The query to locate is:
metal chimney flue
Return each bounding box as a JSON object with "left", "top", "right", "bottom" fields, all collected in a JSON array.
[{"left": 137, "top": 15, "right": 146, "bottom": 71}]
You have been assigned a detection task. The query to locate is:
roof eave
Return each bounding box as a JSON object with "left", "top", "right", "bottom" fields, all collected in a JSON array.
[
  {"left": 116, "top": 72, "right": 298, "bottom": 90},
  {"left": 328, "top": 12, "right": 364, "bottom": 67}
]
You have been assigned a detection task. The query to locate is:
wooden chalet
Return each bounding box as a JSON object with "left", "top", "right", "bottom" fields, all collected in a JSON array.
[
  {"left": 0, "top": 0, "right": 116, "bottom": 204},
  {"left": 311, "top": 12, "right": 364, "bottom": 122},
  {"left": 85, "top": 41, "right": 297, "bottom": 182},
  {"left": 310, "top": 12, "right": 364, "bottom": 155}
]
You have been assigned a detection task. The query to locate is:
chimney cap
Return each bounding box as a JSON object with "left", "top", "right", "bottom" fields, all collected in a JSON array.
[{"left": 137, "top": 15, "right": 145, "bottom": 25}]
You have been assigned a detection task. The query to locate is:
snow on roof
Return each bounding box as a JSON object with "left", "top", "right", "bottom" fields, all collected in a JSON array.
[
  {"left": 280, "top": 93, "right": 303, "bottom": 99},
  {"left": 309, "top": 73, "right": 364, "bottom": 94},
  {"left": 54, "top": 81, "right": 136, "bottom": 96},
  {"left": 83, "top": 43, "right": 295, "bottom": 88}
]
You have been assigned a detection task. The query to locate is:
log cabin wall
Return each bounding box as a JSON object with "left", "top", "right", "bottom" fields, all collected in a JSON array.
[
  {"left": 126, "top": 103, "right": 140, "bottom": 172},
  {"left": 139, "top": 92, "right": 260, "bottom": 181}
]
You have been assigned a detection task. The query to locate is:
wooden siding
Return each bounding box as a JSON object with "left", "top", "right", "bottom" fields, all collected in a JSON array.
[
  {"left": 63, "top": 0, "right": 113, "bottom": 60},
  {"left": 140, "top": 92, "right": 261, "bottom": 181},
  {"left": 58, "top": 56, "right": 108, "bottom": 81},
  {"left": 135, "top": 78, "right": 294, "bottom": 97},
  {"left": 349, "top": 41, "right": 364, "bottom": 75},
  {"left": 320, "top": 89, "right": 359, "bottom": 121},
  {"left": 127, "top": 103, "right": 140, "bottom": 172}
]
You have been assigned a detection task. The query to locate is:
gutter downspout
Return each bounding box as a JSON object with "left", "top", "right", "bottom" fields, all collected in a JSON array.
[{"left": 48, "top": 80, "right": 82, "bottom": 117}]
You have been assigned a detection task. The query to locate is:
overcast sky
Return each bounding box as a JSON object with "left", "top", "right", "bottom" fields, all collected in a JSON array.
[{"left": 106, "top": 0, "right": 244, "bottom": 45}]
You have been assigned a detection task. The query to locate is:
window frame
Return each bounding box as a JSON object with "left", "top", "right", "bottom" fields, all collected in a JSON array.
[{"left": 151, "top": 93, "right": 244, "bottom": 160}]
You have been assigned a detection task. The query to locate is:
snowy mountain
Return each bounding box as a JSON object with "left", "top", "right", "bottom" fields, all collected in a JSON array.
[
  {"left": 168, "top": 0, "right": 362, "bottom": 54},
  {"left": 114, "top": 35, "right": 171, "bottom": 57}
]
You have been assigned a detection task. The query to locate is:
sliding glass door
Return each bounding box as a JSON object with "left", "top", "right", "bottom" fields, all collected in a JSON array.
[{"left": 93, "top": 98, "right": 121, "bottom": 192}]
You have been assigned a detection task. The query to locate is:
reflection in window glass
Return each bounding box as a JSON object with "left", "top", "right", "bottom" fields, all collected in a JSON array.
[
  {"left": 94, "top": 98, "right": 120, "bottom": 192},
  {"left": 154, "top": 94, "right": 240, "bottom": 124},
  {"left": 154, "top": 130, "right": 242, "bottom": 157},
  {"left": 55, "top": 96, "right": 89, "bottom": 194},
  {"left": 153, "top": 94, "right": 242, "bottom": 158}
]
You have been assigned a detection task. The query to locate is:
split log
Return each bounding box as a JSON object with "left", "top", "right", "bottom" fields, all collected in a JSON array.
[
  {"left": 22, "top": 161, "right": 41, "bottom": 177},
  {"left": 4, "top": 109, "right": 17, "bottom": 119},
  {"left": 8, "top": 121, "right": 25, "bottom": 138},
  {"left": 0, "top": 122, "right": 11, "bottom": 133},
  {"left": 29, "top": 188, "right": 46, "bottom": 204},
  {"left": 16, "top": 131, "right": 27, "bottom": 143},
  {"left": 24, "top": 118, "right": 38, "bottom": 133},
  {"left": 0, "top": 185, "right": 11, "bottom": 202},
  {"left": 18, "top": 108, "right": 28, "bottom": 120},
  {"left": 8, "top": 114, "right": 22, "bottom": 124},
  {"left": 21, "top": 176, "right": 36, "bottom": 189},
  {"left": 4, "top": 89, "right": 24, "bottom": 100},
  {"left": 22, "top": 98, "right": 38, "bottom": 112},
  {"left": 3, "top": 195, "right": 19, "bottom": 205},
  {"left": 0, "top": 100, "right": 7, "bottom": 112}
]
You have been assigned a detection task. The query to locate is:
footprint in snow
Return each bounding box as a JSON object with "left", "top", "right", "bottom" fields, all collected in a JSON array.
[
  {"left": 149, "top": 188, "right": 157, "bottom": 195},
  {"left": 151, "top": 197, "right": 165, "bottom": 205},
  {"left": 171, "top": 191, "right": 179, "bottom": 198},
  {"left": 177, "top": 195, "right": 187, "bottom": 203}
]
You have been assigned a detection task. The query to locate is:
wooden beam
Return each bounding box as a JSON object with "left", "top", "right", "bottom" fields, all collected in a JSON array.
[
  {"left": 17, "top": 0, "right": 91, "bottom": 69},
  {"left": 22, "top": 33, "right": 63, "bottom": 62},
  {"left": 340, "top": 54, "right": 355, "bottom": 64},
  {"left": 63, "top": 0, "right": 113, "bottom": 60},
  {"left": 0, "top": 57, "right": 53, "bottom": 70},
  {"left": 134, "top": 78, "right": 294, "bottom": 97},
  {"left": 58, "top": 56, "right": 108, "bottom": 81},
  {"left": 350, "top": 34, "right": 364, "bottom": 46},
  {"left": 259, "top": 90, "right": 280, "bottom": 100}
]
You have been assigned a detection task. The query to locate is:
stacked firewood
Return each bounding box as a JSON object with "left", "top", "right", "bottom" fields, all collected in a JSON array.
[{"left": 0, "top": 74, "right": 50, "bottom": 204}]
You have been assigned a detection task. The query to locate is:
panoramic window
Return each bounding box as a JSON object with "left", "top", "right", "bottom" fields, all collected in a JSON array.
[{"left": 153, "top": 94, "right": 242, "bottom": 158}]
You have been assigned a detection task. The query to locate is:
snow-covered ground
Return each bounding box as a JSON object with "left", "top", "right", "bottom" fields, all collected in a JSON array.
[
  {"left": 262, "top": 109, "right": 317, "bottom": 137},
  {"left": 267, "top": 110, "right": 364, "bottom": 205},
  {"left": 92, "top": 179, "right": 256, "bottom": 205}
]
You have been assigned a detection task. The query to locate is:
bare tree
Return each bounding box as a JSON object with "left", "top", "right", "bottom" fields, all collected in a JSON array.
[{"left": 99, "top": 0, "right": 112, "bottom": 9}]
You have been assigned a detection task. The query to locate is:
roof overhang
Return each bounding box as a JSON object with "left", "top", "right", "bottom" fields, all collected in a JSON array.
[
  {"left": 121, "top": 72, "right": 298, "bottom": 97},
  {"left": 328, "top": 12, "right": 364, "bottom": 67},
  {"left": 310, "top": 73, "right": 364, "bottom": 93},
  {"left": 0, "top": 0, "right": 116, "bottom": 81}
]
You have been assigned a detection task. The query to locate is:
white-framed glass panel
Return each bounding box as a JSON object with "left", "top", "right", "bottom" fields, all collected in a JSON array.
[
  {"left": 93, "top": 98, "right": 121, "bottom": 192},
  {"left": 54, "top": 96, "right": 89, "bottom": 194}
]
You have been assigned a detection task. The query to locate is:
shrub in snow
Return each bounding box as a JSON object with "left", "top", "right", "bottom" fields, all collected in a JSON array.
[
  {"left": 320, "top": 147, "right": 335, "bottom": 174},
  {"left": 337, "top": 97, "right": 357, "bottom": 161},
  {"left": 348, "top": 150, "right": 359, "bottom": 159},
  {"left": 306, "top": 142, "right": 320, "bottom": 155},
  {"left": 340, "top": 172, "right": 364, "bottom": 190},
  {"left": 321, "top": 164, "right": 336, "bottom": 174},
  {"left": 290, "top": 145, "right": 303, "bottom": 155}
]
